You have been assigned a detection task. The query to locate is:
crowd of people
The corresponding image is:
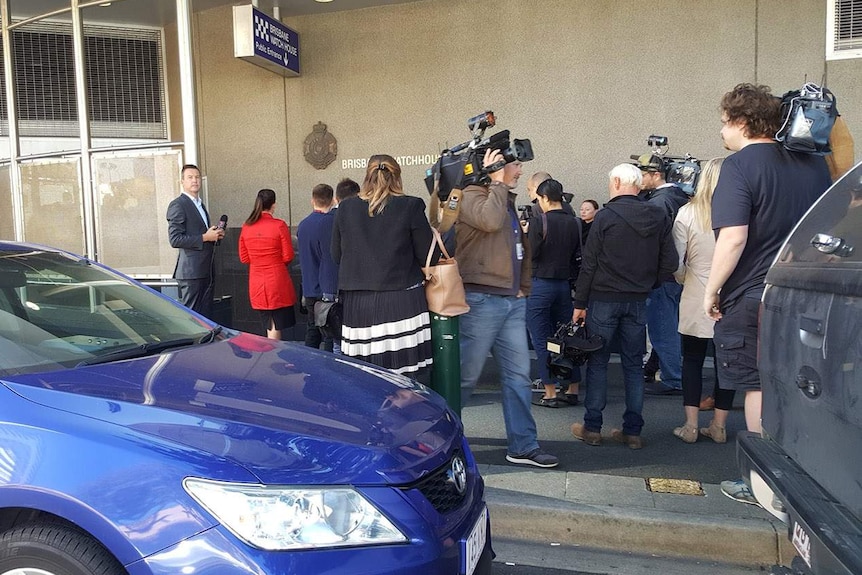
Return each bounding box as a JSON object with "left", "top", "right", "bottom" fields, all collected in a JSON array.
[{"left": 165, "top": 83, "right": 836, "bottom": 501}]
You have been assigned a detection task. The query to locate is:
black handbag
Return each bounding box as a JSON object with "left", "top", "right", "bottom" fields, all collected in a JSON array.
[{"left": 313, "top": 300, "right": 342, "bottom": 341}]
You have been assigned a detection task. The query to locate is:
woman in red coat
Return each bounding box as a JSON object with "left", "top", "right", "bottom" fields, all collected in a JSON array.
[{"left": 239, "top": 189, "right": 297, "bottom": 340}]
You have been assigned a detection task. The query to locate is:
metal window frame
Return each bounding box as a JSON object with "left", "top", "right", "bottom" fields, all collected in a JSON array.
[
  {"left": 0, "top": 18, "right": 168, "bottom": 139},
  {"left": 827, "top": 0, "right": 862, "bottom": 60}
]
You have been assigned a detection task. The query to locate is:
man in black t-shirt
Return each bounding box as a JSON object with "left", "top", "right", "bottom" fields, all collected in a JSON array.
[{"left": 704, "top": 83, "right": 831, "bottom": 504}]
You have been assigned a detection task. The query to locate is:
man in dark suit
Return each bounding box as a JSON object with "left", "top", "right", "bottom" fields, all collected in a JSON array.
[{"left": 166, "top": 164, "right": 224, "bottom": 318}]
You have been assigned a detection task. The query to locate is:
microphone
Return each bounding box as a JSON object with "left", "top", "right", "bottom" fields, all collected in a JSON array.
[{"left": 215, "top": 214, "right": 228, "bottom": 246}]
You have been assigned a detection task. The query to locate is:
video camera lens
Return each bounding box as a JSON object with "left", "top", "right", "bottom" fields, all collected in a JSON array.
[{"left": 502, "top": 138, "right": 534, "bottom": 163}]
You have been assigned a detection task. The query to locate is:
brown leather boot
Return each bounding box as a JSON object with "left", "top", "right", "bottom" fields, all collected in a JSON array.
[
  {"left": 611, "top": 428, "right": 643, "bottom": 450},
  {"left": 571, "top": 423, "right": 602, "bottom": 446}
]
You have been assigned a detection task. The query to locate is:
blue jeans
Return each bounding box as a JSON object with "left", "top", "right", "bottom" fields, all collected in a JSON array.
[
  {"left": 460, "top": 292, "right": 538, "bottom": 455},
  {"left": 645, "top": 281, "right": 682, "bottom": 389},
  {"left": 526, "top": 278, "right": 579, "bottom": 385},
  {"left": 583, "top": 300, "right": 647, "bottom": 436}
]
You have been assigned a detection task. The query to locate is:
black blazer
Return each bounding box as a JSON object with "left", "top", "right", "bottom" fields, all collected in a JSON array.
[
  {"left": 166, "top": 193, "right": 214, "bottom": 280},
  {"left": 331, "top": 195, "right": 432, "bottom": 291}
]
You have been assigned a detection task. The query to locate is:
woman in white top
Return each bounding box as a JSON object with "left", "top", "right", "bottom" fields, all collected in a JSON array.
[{"left": 672, "top": 158, "right": 736, "bottom": 443}]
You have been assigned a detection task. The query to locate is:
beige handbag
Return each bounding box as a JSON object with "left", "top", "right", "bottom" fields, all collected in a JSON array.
[{"left": 422, "top": 227, "right": 470, "bottom": 316}]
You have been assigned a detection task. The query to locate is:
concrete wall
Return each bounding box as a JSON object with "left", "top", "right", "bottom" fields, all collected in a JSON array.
[{"left": 190, "top": 0, "right": 861, "bottom": 225}]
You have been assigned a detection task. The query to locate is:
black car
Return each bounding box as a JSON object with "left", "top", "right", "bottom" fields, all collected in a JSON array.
[{"left": 736, "top": 161, "right": 862, "bottom": 575}]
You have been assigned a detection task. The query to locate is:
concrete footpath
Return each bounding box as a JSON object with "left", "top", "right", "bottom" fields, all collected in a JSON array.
[
  {"left": 480, "top": 465, "right": 791, "bottom": 568},
  {"left": 458, "top": 360, "right": 795, "bottom": 569}
]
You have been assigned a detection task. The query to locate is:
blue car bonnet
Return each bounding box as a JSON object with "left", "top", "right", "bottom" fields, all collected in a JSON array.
[{"left": 2, "top": 335, "right": 459, "bottom": 486}]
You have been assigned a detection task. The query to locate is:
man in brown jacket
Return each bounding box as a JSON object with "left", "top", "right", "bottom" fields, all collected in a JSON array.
[{"left": 455, "top": 149, "right": 559, "bottom": 468}]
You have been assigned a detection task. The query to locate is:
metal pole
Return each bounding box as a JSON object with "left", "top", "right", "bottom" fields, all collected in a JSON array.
[
  {"left": 176, "top": 0, "right": 198, "bottom": 165},
  {"left": 430, "top": 313, "right": 461, "bottom": 416},
  {"left": 1, "top": 0, "right": 24, "bottom": 241},
  {"left": 70, "top": 0, "right": 96, "bottom": 259}
]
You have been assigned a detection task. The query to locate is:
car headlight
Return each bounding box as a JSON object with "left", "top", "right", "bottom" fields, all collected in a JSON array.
[{"left": 183, "top": 478, "right": 408, "bottom": 550}]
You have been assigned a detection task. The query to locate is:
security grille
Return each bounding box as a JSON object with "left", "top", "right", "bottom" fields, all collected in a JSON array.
[
  {"left": 828, "top": 0, "right": 862, "bottom": 59},
  {"left": 0, "top": 21, "right": 166, "bottom": 139}
]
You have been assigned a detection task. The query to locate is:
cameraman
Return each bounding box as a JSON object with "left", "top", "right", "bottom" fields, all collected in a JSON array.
[
  {"left": 456, "top": 148, "right": 558, "bottom": 469},
  {"left": 525, "top": 179, "right": 583, "bottom": 408},
  {"left": 634, "top": 153, "right": 690, "bottom": 395}
]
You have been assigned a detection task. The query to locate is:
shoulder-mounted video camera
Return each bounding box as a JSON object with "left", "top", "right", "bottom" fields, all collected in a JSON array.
[
  {"left": 425, "top": 111, "right": 534, "bottom": 202},
  {"left": 546, "top": 321, "right": 604, "bottom": 380},
  {"left": 631, "top": 135, "right": 701, "bottom": 196}
]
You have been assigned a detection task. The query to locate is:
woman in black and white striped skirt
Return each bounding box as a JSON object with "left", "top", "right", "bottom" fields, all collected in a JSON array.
[{"left": 331, "top": 154, "right": 435, "bottom": 377}]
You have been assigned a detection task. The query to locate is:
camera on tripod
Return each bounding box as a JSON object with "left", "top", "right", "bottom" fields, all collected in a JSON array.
[
  {"left": 425, "top": 111, "right": 534, "bottom": 202},
  {"left": 631, "top": 135, "right": 701, "bottom": 196}
]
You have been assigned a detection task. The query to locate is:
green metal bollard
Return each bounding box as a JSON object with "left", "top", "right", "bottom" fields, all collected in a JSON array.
[{"left": 429, "top": 313, "right": 461, "bottom": 416}]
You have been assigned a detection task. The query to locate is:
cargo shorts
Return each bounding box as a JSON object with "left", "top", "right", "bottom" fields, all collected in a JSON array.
[{"left": 713, "top": 296, "right": 761, "bottom": 392}]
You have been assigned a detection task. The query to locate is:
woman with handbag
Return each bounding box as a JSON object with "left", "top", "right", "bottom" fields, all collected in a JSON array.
[
  {"left": 525, "top": 179, "right": 583, "bottom": 407},
  {"left": 238, "top": 188, "right": 297, "bottom": 340},
  {"left": 332, "top": 155, "right": 435, "bottom": 377}
]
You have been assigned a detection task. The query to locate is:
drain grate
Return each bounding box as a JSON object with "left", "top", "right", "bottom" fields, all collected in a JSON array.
[{"left": 645, "top": 478, "right": 705, "bottom": 496}]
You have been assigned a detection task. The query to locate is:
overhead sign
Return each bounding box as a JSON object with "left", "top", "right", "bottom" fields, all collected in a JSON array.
[{"left": 233, "top": 4, "right": 300, "bottom": 77}]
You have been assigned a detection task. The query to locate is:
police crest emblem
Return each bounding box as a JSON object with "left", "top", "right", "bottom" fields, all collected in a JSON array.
[{"left": 303, "top": 122, "right": 338, "bottom": 169}]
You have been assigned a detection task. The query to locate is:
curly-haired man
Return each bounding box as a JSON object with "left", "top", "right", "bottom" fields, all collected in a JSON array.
[{"left": 705, "top": 83, "right": 831, "bottom": 504}]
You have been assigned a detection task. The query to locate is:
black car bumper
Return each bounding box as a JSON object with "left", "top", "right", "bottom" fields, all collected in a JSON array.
[{"left": 737, "top": 432, "right": 862, "bottom": 575}]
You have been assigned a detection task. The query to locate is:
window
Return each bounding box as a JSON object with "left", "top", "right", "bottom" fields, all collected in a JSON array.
[
  {"left": 0, "top": 246, "right": 211, "bottom": 376},
  {"left": 770, "top": 162, "right": 862, "bottom": 297},
  {"left": 827, "top": 0, "right": 862, "bottom": 60},
  {"left": 0, "top": 21, "right": 166, "bottom": 139}
]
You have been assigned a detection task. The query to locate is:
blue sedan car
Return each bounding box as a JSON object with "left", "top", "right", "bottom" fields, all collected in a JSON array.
[{"left": 0, "top": 242, "right": 492, "bottom": 575}]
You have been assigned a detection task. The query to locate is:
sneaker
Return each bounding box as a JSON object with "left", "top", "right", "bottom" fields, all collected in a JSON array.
[
  {"left": 570, "top": 422, "right": 602, "bottom": 446},
  {"left": 611, "top": 428, "right": 643, "bottom": 450},
  {"left": 505, "top": 448, "right": 559, "bottom": 468},
  {"left": 530, "top": 379, "right": 545, "bottom": 393},
  {"left": 720, "top": 479, "right": 759, "bottom": 505},
  {"left": 644, "top": 381, "right": 683, "bottom": 396}
]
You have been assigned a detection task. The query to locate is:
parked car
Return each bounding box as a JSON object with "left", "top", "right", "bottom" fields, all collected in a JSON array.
[
  {"left": 736, "top": 161, "right": 862, "bottom": 575},
  {"left": 0, "top": 241, "right": 491, "bottom": 575}
]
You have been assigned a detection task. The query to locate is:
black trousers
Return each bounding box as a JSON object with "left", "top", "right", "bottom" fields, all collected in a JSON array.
[
  {"left": 178, "top": 277, "right": 214, "bottom": 319},
  {"left": 681, "top": 334, "right": 735, "bottom": 410},
  {"left": 303, "top": 297, "right": 334, "bottom": 351}
]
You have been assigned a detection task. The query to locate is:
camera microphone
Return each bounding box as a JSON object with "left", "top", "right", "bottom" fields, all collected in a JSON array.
[{"left": 215, "top": 214, "right": 228, "bottom": 246}]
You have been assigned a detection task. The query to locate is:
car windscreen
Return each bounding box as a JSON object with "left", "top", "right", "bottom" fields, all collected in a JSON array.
[{"left": 0, "top": 248, "right": 215, "bottom": 376}]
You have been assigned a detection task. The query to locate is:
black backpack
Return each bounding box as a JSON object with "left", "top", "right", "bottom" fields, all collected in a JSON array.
[{"left": 775, "top": 82, "right": 838, "bottom": 156}]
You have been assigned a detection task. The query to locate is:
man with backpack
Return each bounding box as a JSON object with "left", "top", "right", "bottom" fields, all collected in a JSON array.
[{"left": 704, "top": 83, "right": 832, "bottom": 504}]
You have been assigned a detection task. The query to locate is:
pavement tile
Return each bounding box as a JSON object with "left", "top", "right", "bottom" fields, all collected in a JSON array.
[
  {"left": 698, "top": 483, "right": 779, "bottom": 520},
  {"left": 480, "top": 465, "right": 567, "bottom": 500},
  {"left": 564, "top": 472, "right": 655, "bottom": 509}
]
